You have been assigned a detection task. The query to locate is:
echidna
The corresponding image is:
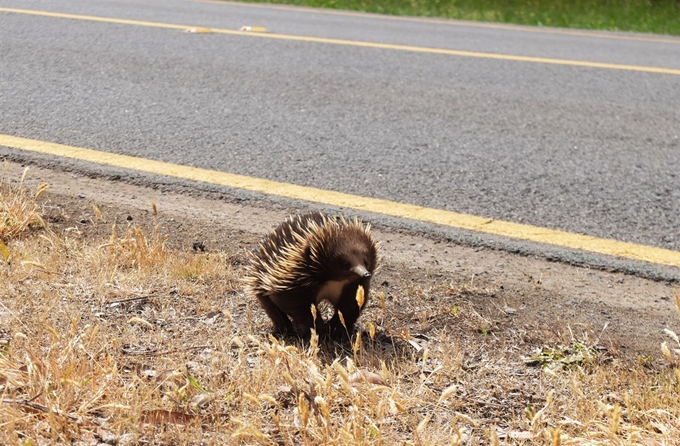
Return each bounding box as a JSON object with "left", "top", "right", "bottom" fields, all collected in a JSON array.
[{"left": 246, "top": 212, "right": 378, "bottom": 340}]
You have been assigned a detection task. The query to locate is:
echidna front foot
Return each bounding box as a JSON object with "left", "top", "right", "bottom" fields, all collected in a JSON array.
[
  {"left": 326, "top": 292, "right": 362, "bottom": 341},
  {"left": 287, "top": 303, "right": 329, "bottom": 340},
  {"left": 325, "top": 314, "right": 354, "bottom": 342}
]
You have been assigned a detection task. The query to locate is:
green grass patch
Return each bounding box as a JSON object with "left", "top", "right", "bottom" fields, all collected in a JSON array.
[{"left": 237, "top": 0, "right": 680, "bottom": 36}]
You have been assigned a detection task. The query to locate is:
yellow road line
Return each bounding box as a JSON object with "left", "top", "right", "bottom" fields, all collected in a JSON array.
[
  {"left": 2, "top": 134, "right": 680, "bottom": 269},
  {"left": 2, "top": 6, "right": 680, "bottom": 75},
  {"left": 195, "top": 0, "right": 680, "bottom": 45}
]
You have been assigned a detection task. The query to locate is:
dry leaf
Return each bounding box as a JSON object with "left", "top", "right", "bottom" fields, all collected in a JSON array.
[
  {"left": 191, "top": 393, "right": 213, "bottom": 409},
  {"left": 406, "top": 339, "right": 423, "bottom": 352},
  {"left": 0, "top": 240, "right": 9, "bottom": 261},
  {"left": 349, "top": 369, "right": 387, "bottom": 386}
]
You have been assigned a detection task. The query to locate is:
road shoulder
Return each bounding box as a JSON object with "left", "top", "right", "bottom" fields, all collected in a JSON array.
[{"left": 5, "top": 160, "right": 677, "bottom": 359}]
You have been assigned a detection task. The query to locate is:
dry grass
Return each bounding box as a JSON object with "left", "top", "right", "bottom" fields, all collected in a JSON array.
[
  {"left": 1, "top": 164, "right": 48, "bottom": 241},
  {"left": 1, "top": 172, "right": 680, "bottom": 444}
]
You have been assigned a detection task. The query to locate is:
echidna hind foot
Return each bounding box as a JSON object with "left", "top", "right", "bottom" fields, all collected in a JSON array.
[
  {"left": 259, "top": 289, "right": 331, "bottom": 339},
  {"left": 246, "top": 212, "right": 378, "bottom": 341},
  {"left": 255, "top": 294, "right": 294, "bottom": 335}
]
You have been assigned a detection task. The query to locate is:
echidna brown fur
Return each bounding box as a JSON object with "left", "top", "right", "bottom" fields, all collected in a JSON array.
[{"left": 245, "top": 212, "right": 378, "bottom": 340}]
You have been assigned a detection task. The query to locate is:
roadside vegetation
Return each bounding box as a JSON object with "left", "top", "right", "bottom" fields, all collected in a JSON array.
[
  {"left": 237, "top": 0, "right": 680, "bottom": 36},
  {"left": 1, "top": 166, "right": 680, "bottom": 444}
]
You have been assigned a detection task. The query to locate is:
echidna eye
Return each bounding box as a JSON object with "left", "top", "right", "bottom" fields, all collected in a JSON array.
[{"left": 342, "top": 261, "right": 351, "bottom": 270}]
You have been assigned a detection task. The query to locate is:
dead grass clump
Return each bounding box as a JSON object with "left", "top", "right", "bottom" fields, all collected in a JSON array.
[
  {"left": 100, "top": 223, "right": 169, "bottom": 271},
  {"left": 0, "top": 165, "right": 48, "bottom": 241},
  {"left": 530, "top": 357, "right": 680, "bottom": 443}
]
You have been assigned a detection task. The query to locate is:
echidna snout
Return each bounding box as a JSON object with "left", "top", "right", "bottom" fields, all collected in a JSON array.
[
  {"left": 353, "top": 265, "right": 371, "bottom": 278},
  {"left": 246, "top": 212, "right": 378, "bottom": 340}
]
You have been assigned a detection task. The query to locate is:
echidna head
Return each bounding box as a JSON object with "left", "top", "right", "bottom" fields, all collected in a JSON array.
[
  {"left": 309, "top": 223, "right": 377, "bottom": 283},
  {"left": 333, "top": 237, "right": 373, "bottom": 279}
]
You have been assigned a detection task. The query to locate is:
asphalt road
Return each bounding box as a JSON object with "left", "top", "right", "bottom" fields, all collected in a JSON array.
[{"left": 1, "top": 0, "right": 679, "bottom": 252}]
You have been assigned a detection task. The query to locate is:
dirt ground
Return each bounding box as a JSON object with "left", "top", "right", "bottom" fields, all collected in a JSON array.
[{"left": 6, "top": 161, "right": 678, "bottom": 363}]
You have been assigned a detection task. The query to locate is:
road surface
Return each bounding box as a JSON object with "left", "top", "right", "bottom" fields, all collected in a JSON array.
[{"left": 1, "top": 0, "right": 679, "bottom": 257}]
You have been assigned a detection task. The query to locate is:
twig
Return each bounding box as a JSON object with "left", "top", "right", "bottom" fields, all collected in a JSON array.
[
  {"left": 123, "top": 345, "right": 212, "bottom": 357},
  {"left": 1, "top": 392, "right": 79, "bottom": 422},
  {"left": 105, "top": 295, "right": 152, "bottom": 306}
]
